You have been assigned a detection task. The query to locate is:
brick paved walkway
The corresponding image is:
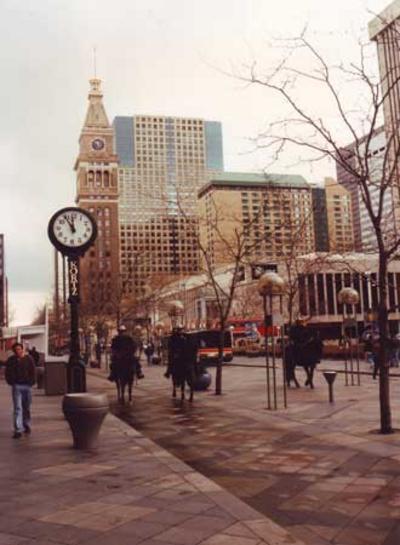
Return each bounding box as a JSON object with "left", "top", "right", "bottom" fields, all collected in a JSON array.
[
  {"left": 0, "top": 373, "right": 303, "bottom": 545},
  {"left": 91, "top": 358, "right": 400, "bottom": 545}
]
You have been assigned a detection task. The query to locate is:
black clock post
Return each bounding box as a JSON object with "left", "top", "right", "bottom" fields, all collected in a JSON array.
[{"left": 48, "top": 207, "right": 97, "bottom": 393}]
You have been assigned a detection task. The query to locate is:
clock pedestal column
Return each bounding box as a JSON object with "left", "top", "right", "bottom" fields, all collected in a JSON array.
[
  {"left": 48, "top": 207, "right": 97, "bottom": 394},
  {"left": 67, "top": 256, "right": 86, "bottom": 393}
]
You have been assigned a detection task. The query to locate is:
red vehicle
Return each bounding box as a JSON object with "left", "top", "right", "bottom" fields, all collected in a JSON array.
[
  {"left": 186, "top": 330, "right": 233, "bottom": 364},
  {"left": 227, "top": 318, "right": 280, "bottom": 340}
]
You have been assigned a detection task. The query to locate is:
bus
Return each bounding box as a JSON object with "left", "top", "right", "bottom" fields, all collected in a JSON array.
[
  {"left": 186, "top": 329, "right": 233, "bottom": 364},
  {"left": 227, "top": 318, "right": 280, "bottom": 341}
]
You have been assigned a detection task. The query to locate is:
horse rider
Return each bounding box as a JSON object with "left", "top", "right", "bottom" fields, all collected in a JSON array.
[
  {"left": 165, "top": 327, "right": 195, "bottom": 391},
  {"left": 110, "top": 325, "right": 144, "bottom": 380}
]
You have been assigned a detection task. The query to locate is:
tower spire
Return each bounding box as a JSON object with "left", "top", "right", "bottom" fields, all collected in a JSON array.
[
  {"left": 93, "top": 46, "right": 97, "bottom": 78},
  {"left": 83, "top": 77, "right": 109, "bottom": 128}
]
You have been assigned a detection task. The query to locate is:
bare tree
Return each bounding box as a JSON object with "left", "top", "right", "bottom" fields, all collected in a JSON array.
[
  {"left": 30, "top": 304, "right": 46, "bottom": 326},
  {"left": 172, "top": 188, "right": 270, "bottom": 395},
  {"left": 242, "top": 29, "right": 400, "bottom": 433}
]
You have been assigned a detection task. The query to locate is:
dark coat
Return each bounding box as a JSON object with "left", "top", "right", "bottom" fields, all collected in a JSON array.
[
  {"left": 111, "top": 333, "right": 137, "bottom": 382},
  {"left": 5, "top": 355, "right": 36, "bottom": 386}
]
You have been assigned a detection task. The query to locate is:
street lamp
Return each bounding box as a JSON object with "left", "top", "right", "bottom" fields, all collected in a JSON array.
[
  {"left": 257, "top": 272, "right": 286, "bottom": 410},
  {"left": 167, "top": 300, "right": 184, "bottom": 329},
  {"left": 338, "top": 287, "right": 360, "bottom": 386}
]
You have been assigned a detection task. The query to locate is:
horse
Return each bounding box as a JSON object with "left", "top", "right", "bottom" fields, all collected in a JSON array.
[
  {"left": 110, "top": 355, "right": 139, "bottom": 404},
  {"left": 165, "top": 331, "right": 196, "bottom": 403},
  {"left": 166, "top": 362, "right": 195, "bottom": 402},
  {"left": 284, "top": 341, "right": 301, "bottom": 388},
  {"left": 296, "top": 336, "right": 323, "bottom": 389}
]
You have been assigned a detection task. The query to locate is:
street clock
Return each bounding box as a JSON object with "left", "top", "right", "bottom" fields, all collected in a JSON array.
[{"left": 48, "top": 207, "right": 97, "bottom": 256}]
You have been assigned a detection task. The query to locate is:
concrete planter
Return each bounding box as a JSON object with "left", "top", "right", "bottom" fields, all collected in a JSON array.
[{"left": 62, "top": 393, "right": 109, "bottom": 450}]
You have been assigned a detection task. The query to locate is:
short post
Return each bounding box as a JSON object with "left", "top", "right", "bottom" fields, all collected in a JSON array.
[{"left": 323, "top": 371, "right": 337, "bottom": 403}]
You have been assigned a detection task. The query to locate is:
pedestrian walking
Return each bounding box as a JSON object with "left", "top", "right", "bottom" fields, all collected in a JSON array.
[
  {"left": 144, "top": 341, "right": 155, "bottom": 365},
  {"left": 28, "top": 346, "right": 40, "bottom": 367},
  {"left": 5, "top": 343, "right": 36, "bottom": 439}
]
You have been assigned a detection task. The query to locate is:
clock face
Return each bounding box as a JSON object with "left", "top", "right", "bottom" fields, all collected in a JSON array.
[
  {"left": 91, "top": 138, "right": 105, "bottom": 151},
  {"left": 48, "top": 207, "right": 97, "bottom": 256}
]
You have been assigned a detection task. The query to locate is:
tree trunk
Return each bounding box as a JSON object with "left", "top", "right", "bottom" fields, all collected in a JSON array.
[
  {"left": 215, "top": 326, "right": 225, "bottom": 395},
  {"left": 377, "top": 254, "right": 393, "bottom": 434}
]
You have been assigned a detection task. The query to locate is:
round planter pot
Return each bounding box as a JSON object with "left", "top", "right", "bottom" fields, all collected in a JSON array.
[
  {"left": 194, "top": 371, "right": 212, "bottom": 391},
  {"left": 62, "top": 393, "right": 109, "bottom": 450}
]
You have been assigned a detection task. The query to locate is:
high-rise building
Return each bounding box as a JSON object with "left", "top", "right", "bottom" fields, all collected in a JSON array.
[
  {"left": 113, "top": 115, "right": 224, "bottom": 293},
  {"left": 197, "top": 172, "right": 315, "bottom": 267},
  {"left": 0, "top": 235, "right": 8, "bottom": 327},
  {"left": 74, "top": 79, "right": 120, "bottom": 313},
  {"left": 336, "top": 127, "right": 395, "bottom": 251},
  {"left": 369, "top": 2, "right": 400, "bottom": 233},
  {"left": 311, "top": 186, "right": 329, "bottom": 252},
  {"left": 324, "top": 178, "right": 354, "bottom": 253},
  {"left": 369, "top": 1, "right": 400, "bottom": 139}
]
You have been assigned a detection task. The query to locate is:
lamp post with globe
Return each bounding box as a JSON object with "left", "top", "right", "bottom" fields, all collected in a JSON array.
[
  {"left": 338, "top": 287, "right": 361, "bottom": 386},
  {"left": 257, "top": 272, "right": 287, "bottom": 410},
  {"left": 167, "top": 300, "right": 185, "bottom": 330}
]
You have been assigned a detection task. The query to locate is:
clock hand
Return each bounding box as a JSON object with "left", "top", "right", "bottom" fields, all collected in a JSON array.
[{"left": 63, "top": 215, "right": 75, "bottom": 233}]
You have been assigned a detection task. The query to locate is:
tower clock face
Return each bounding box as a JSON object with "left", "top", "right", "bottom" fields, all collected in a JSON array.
[
  {"left": 91, "top": 138, "right": 105, "bottom": 151},
  {"left": 48, "top": 207, "right": 97, "bottom": 256}
]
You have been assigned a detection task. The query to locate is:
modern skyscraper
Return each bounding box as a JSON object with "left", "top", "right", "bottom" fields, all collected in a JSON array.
[
  {"left": 0, "top": 234, "right": 8, "bottom": 327},
  {"left": 197, "top": 172, "right": 315, "bottom": 267},
  {"left": 369, "top": 2, "right": 400, "bottom": 233},
  {"left": 337, "top": 127, "right": 395, "bottom": 251},
  {"left": 113, "top": 115, "right": 224, "bottom": 294},
  {"left": 75, "top": 79, "right": 120, "bottom": 313},
  {"left": 369, "top": 1, "right": 400, "bottom": 139},
  {"left": 311, "top": 186, "right": 329, "bottom": 252},
  {"left": 324, "top": 178, "right": 354, "bottom": 253}
]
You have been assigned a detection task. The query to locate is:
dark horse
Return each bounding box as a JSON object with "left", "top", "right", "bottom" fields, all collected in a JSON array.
[
  {"left": 288, "top": 324, "right": 323, "bottom": 389},
  {"left": 298, "top": 337, "right": 322, "bottom": 389},
  {"left": 110, "top": 328, "right": 141, "bottom": 404},
  {"left": 284, "top": 341, "right": 301, "bottom": 388},
  {"left": 111, "top": 355, "right": 139, "bottom": 404},
  {"left": 165, "top": 329, "right": 196, "bottom": 402}
]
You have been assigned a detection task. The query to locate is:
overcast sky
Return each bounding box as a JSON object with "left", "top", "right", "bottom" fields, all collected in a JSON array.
[{"left": 0, "top": 0, "right": 390, "bottom": 325}]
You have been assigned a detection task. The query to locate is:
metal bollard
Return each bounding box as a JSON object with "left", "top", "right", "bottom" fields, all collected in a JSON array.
[{"left": 323, "top": 371, "right": 337, "bottom": 403}]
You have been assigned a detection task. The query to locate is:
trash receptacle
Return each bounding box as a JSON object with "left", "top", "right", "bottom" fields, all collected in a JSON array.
[
  {"left": 36, "top": 367, "right": 44, "bottom": 389},
  {"left": 45, "top": 359, "right": 67, "bottom": 396}
]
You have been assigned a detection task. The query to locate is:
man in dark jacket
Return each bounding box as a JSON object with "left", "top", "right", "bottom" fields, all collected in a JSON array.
[{"left": 5, "top": 343, "right": 36, "bottom": 438}]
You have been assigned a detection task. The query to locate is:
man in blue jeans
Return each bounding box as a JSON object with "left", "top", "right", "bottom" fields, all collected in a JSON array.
[{"left": 5, "top": 343, "right": 36, "bottom": 439}]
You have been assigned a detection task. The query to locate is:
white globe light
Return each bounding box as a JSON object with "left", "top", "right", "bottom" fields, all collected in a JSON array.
[
  {"left": 338, "top": 287, "right": 359, "bottom": 305},
  {"left": 257, "top": 272, "right": 285, "bottom": 296}
]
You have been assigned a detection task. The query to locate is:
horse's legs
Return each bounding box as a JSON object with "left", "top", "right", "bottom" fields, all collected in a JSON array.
[
  {"left": 181, "top": 384, "right": 185, "bottom": 402},
  {"left": 308, "top": 366, "right": 315, "bottom": 389},
  {"left": 304, "top": 366, "right": 314, "bottom": 388},
  {"left": 189, "top": 383, "right": 193, "bottom": 402},
  {"left": 172, "top": 380, "right": 177, "bottom": 398},
  {"left": 120, "top": 381, "right": 126, "bottom": 405},
  {"left": 292, "top": 367, "right": 300, "bottom": 388},
  {"left": 128, "top": 380, "right": 133, "bottom": 403},
  {"left": 116, "top": 380, "right": 121, "bottom": 403}
]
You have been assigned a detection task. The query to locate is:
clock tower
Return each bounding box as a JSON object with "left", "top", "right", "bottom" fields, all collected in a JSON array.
[{"left": 74, "top": 78, "right": 120, "bottom": 315}]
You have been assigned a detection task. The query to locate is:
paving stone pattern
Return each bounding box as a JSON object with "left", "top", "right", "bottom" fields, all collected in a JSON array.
[
  {"left": 0, "top": 371, "right": 304, "bottom": 545},
  {"left": 96, "top": 357, "right": 400, "bottom": 545}
]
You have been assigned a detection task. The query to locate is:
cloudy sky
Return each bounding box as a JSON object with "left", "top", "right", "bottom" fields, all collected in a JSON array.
[{"left": 0, "top": 0, "right": 390, "bottom": 325}]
